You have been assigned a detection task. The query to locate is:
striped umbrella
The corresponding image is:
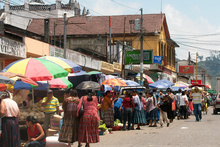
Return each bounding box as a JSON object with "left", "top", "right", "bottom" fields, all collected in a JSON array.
[
  {"left": 41, "top": 56, "right": 82, "bottom": 73},
  {"left": 136, "top": 73, "right": 154, "bottom": 84},
  {"left": 2, "top": 58, "right": 68, "bottom": 81},
  {"left": 49, "top": 77, "right": 73, "bottom": 89},
  {"left": 102, "top": 78, "right": 128, "bottom": 87}
]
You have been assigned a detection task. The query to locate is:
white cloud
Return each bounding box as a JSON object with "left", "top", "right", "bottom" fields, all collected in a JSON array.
[{"left": 164, "top": 4, "right": 220, "bottom": 60}]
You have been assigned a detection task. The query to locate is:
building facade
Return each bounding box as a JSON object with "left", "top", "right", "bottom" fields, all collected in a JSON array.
[{"left": 0, "top": 0, "right": 83, "bottom": 30}]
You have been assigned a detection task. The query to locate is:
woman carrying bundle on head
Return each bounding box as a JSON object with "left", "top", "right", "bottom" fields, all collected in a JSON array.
[{"left": 25, "top": 115, "right": 46, "bottom": 147}]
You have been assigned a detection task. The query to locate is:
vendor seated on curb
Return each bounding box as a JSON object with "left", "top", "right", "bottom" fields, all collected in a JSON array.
[
  {"left": 25, "top": 115, "right": 46, "bottom": 147},
  {"left": 41, "top": 89, "right": 59, "bottom": 131}
]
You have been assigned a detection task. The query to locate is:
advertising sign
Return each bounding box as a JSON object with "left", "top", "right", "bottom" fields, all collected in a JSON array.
[
  {"left": 125, "top": 50, "right": 153, "bottom": 64},
  {"left": 191, "top": 80, "right": 202, "bottom": 85},
  {"left": 153, "top": 56, "right": 163, "bottom": 64},
  {"left": 179, "top": 65, "right": 194, "bottom": 74}
]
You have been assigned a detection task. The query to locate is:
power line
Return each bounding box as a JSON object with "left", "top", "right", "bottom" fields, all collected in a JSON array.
[
  {"left": 111, "top": 0, "right": 139, "bottom": 11},
  {"left": 176, "top": 42, "right": 220, "bottom": 52}
]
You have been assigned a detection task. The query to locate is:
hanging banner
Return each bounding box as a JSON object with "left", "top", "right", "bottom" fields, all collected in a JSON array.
[
  {"left": 125, "top": 50, "right": 153, "bottom": 65},
  {"left": 153, "top": 56, "right": 163, "bottom": 64}
]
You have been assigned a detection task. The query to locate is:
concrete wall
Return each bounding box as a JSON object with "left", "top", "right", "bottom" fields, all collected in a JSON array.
[
  {"left": 25, "top": 37, "right": 49, "bottom": 57},
  {"left": 67, "top": 36, "right": 107, "bottom": 57}
]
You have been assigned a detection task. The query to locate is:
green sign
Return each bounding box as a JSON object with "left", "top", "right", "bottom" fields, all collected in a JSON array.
[
  {"left": 125, "top": 50, "right": 153, "bottom": 64},
  {"left": 205, "top": 90, "right": 216, "bottom": 94}
]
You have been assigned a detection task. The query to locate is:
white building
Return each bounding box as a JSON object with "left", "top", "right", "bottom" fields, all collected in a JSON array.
[{"left": 0, "top": 0, "right": 86, "bottom": 30}]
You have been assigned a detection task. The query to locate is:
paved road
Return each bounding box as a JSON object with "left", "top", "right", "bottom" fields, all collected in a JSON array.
[{"left": 72, "top": 107, "right": 220, "bottom": 147}]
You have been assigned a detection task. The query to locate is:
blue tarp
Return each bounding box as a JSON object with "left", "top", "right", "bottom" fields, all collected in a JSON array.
[{"left": 149, "top": 79, "right": 174, "bottom": 89}]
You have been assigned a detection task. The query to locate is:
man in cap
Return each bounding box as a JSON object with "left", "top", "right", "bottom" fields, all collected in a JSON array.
[
  {"left": 190, "top": 86, "right": 204, "bottom": 122},
  {"left": 42, "top": 89, "right": 60, "bottom": 130}
]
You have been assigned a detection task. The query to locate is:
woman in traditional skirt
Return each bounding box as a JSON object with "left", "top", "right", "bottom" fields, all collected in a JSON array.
[
  {"left": 59, "top": 89, "right": 81, "bottom": 147},
  {"left": 146, "top": 91, "right": 158, "bottom": 127},
  {"left": 0, "top": 91, "right": 21, "bottom": 147},
  {"left": 131, "top": 91, "right": 146, "bottom": 130},
  {"left": 77, "top": 90, "right": 99, "bottom": 147},
  {"left": 102, "top": 91, "right": 114, "bottom": 127}
]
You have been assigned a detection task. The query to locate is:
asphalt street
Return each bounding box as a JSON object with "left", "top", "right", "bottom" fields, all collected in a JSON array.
[{"left": 71, "top": 107, "right": 220, "bottom": 147}]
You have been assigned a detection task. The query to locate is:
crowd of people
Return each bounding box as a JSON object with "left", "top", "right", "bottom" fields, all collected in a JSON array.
[{"left": 0, "top": 85, "right": 215, "bottom": 147}]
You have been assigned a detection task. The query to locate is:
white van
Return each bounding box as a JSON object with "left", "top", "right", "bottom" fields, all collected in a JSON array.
[{"left": 119, "top": 86, "right": 147, "bottom": 99}]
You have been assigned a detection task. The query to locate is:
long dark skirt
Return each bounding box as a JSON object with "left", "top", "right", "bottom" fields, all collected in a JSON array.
[
  {"left": 59, "top": 115, "right": 79, "bottom": 143},
  {"left": 167, "top": 108, "right": 175, "bottom": 120},
  {"left": 1, "top": 117, "right": 21, "bottom": 147}
]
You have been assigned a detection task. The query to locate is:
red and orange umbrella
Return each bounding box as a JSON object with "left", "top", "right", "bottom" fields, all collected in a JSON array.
[{"left": 102, "top": 78, "right": 128, "bottom": 87}]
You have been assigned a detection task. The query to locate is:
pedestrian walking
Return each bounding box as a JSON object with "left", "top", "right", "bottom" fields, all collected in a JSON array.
[
  {"left": 102, "top": 91, "right": 114, "bottom": 127},
  {"left": 122, "top": 91, "right": 134, "bottom": 130},
  {"left": 187, "top": 90, "right": 194, "bottom": 112},
  {"left": 59, "top": 89, "right": 81, "bottom": 147},
  {"left": 190, "top": 86, "right": 204, "bottom": 122},
  {"left": 158, "top": 95, "right": 170, "bottom": 127},
  {"left": 77, "top": 90, "right": 99, "bottom": 147},
  {"left": 146, "top": 91, "right": 158, "bottom": 127},
  {"left": 113, "top": 92, "right": 123, "bottom": 122},
  {"left": 131, "top": 90, "right": 146, "bottom": 130},
  {"left": 0, "top": 91, "right": 21, "bottom": 147},
  {"left": 179, "top": 91, "right": 188, "bottom": 119},
  {"left": 41, "top": 89, "right": 60, "bottom": 131},
  {"left": 167, "top": 88, "right": 175, "bottom": 123},
  {"left": 25, "top": 115, "right": 46, "bottom": 147}
]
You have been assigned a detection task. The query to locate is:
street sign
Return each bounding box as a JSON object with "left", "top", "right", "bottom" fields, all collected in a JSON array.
[
  {"left": 153, "top": 56, "right": 163, "bottom": 64},
  {"left": 125, "top": 50, "right": 153, "bottom": 65}
]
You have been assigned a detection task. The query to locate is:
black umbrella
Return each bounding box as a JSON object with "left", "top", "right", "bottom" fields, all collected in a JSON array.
[{"left": 76, "top": 81, "right": 100, "bottom": 90}]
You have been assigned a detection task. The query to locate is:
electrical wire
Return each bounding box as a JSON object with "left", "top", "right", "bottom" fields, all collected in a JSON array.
[{"left": 111, "top": 0, "right": 139, "bottom": 11}]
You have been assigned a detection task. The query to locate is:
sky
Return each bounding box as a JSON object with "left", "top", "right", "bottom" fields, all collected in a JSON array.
[{"left": 2, "top": 0, "right": 220, "bottom": 60}]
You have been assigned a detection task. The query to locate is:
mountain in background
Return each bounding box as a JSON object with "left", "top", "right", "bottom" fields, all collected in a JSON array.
[{"left": 198, "top": 52, "right": 220, "bottom": 90}]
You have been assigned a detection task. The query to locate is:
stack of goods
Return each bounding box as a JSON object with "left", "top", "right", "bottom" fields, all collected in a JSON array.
[
  {"left": 47, "top": 114, "right": 62, "bottom": 137},
  {"left": 19, "top": 100, "right": 45, "bottom": 122},
  {"left": 111, "top": 119, "right": 123, "bottom": 131}
]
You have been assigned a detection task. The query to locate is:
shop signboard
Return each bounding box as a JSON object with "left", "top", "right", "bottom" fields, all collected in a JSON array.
[
  {"left": 191, "top": 80, "right": 202, "bottom": 85},
  {"left": 205, "top": 90, "right": 216, "bottom": 94},
  {"left": 179, "top": 65, "right": 194, "bottom": 74},
  {"left": 113, "top": 62, "right": 121, "bottom": 73},
  {"left": 125, "top": 50, "right": 153, "bottom": 65},
  {"left": 101, "top": 61, "right": 114, "bottom": 74},
  {"left": 0, "top": 36, "right": 25, "bottom": 58}
]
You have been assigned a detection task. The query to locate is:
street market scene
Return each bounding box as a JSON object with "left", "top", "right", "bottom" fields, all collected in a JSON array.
[{"left": 0, "top": 0, "right": 220, "bottom": 147}]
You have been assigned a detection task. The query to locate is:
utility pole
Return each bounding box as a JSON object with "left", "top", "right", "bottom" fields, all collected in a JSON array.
[
  {"left": 64, "top": 13, "right": 67, "bottom": 59},
  {"left": 196, "top": 52, "right": 198, "bottom": 83},
  {"left": 109, "top": 16, "right": 112, "bottom": 63},
  {"left": 140, "top": 8, "right": 144, "bottom": 86},
  {"left": 121, "top": 17, "right": 126, "bottom": 78},
  {"left": 54, "top": 21, "right": 56, "bottom": 46}
]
